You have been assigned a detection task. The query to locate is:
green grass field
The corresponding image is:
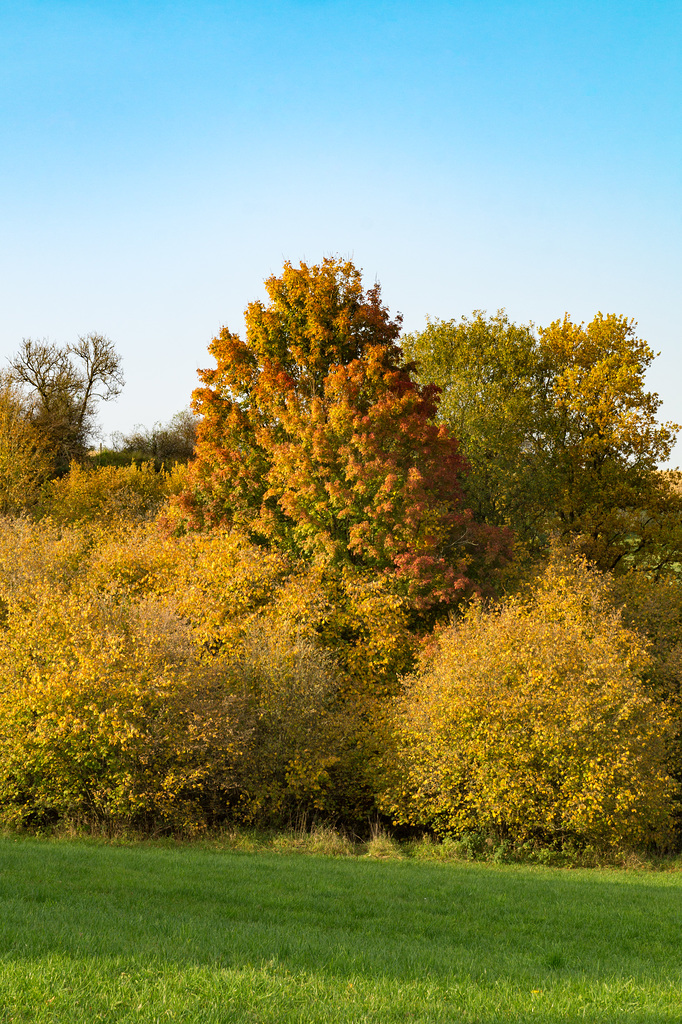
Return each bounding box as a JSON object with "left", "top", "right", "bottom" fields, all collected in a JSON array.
[{"left": 0, "top": 838, "right": 681, "bottom": 1022}]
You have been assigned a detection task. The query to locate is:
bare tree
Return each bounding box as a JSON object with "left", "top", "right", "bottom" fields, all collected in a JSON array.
[
  {"left": 112, "top": 408, "right": 199, "bottom": 468},
  {"left": 8, "top": 333, "right": 124, "bottom": 472}
]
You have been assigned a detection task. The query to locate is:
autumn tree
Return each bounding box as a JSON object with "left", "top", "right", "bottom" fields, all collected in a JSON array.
[
  {"left": 402, "top": 311, "right": 548, "bottom": 544},
  {"left": 404, "top": 311, "right": 681, "bottom": 573},
  {"left": 9, "top": 333, "right": 124, "bottom": 473},
  {"left": 0, "top": 377, "right": 53, "bottom": 514},
  {"left": 179, "top": 259, "right": 511, "bottom": 612},
  {"left": 382, "top": 551, "right": 677, "bottom": 850},
  {"left": 539, "top": 313, "right": 681, "bottom": 572}
]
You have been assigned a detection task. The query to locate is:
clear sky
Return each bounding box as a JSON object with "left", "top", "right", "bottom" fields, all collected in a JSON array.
[{"left": 1, "top": 1, "right": 680, "bottom": 458}]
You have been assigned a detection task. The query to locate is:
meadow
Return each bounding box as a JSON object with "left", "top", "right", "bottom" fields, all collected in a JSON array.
[
  {"left": 2, "top": 267, "right": 682, "bottom": 1021},
  {"left": 0, "top": 838, "right": 681, "bottom": 1023}
]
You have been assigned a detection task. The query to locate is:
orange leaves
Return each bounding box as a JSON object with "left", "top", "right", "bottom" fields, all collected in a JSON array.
[
  {"left": 249, "top": 258, "right": 402, "bottom": 382},
  {"left": 179, "top": 259, "right": 511, "bottom": 615}
]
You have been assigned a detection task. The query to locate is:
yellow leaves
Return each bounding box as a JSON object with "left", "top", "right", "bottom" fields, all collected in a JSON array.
[
  {"left": 382, "top": 550, "right": 678, "bottom": 849},
  {"left": 404, "top": 309, "right": 682, "bottom": 577},
  {"left": 2, "top": 492, "right": 679, "bottom": 842},
  {"left": 0, "top": 514, "right": 362, "bottom": 829},
  {"left": 0, "top": 381, "right": 53, "bottom": 514},
  {"left": 0, "top": 570, "right": 242, "bottom": 830},
  {"left": 39, "top": 460, "right": 182, "bottom": 527}
]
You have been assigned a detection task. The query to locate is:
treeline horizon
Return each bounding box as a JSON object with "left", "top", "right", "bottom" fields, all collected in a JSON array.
[{"left": 0, "top": 256, "right": 681, "bottom": 854}]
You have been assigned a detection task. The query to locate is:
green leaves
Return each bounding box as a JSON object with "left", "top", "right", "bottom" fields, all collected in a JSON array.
[{"left": 405, "top": 309, "right": 682, "bottom": 574}]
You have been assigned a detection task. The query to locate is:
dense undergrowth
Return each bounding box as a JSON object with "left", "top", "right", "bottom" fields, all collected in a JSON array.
[
  {"left": 3, "top": 260, "right": 682, "bottom": 858},
  {"left": 0, "top": 480, "right": 680, "bottom": 855}
]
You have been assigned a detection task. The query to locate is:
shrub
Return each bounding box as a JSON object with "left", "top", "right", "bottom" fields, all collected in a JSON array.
[
  {"left": 610, "top": 571, "right": 682, "bottom": 704},
  {"left": 0, "top": 516, "right": 95, "bottom": 604},
  {"left": 0, "top": 381, "right": 53, "bottom": 515},
  {"left": 0, "top": 586, "right": 245, "bottom": 832},
  {"left": 0, "top": 518, "right": 349, "bottom": 830},
  {"left": 37, "top": 461, "right": 186, "bottom": 526},
  {"left": 382, "top": 552, "right": 678, "bottom": 849},
  {"left": 214, "top": 615, "right": 349, "bottom": 822},
  {"left": 164, "top": 531, "right": 417, "bottom": 821}
]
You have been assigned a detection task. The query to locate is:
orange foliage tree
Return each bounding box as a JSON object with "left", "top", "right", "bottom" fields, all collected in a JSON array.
[{"left": 177, "top": 258, "right": 512, "bottom": 613}]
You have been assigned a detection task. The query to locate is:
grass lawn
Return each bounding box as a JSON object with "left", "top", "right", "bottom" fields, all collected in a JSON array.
[{"left": 0, "top": 838, "right": 681, "bottom": 1022}]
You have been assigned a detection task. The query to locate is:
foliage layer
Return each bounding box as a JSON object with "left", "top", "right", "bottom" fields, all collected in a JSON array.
[
  {"left": 382, "top": 551, "right": 677, "bottom": 849},
  {"left": 0, "top": 259, "right": 681, "bottom": 850}
]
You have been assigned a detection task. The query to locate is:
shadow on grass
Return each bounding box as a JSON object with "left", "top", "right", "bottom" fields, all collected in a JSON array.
[{"left": 0, "top": 838, "right": 680, "bottom": 1021}]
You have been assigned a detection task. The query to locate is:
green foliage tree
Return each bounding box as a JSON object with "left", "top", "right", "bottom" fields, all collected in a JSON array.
[
  {"left": 179, "top": 259, "right": 511, "bottom": 612},
  {"left": 9, "top": 333, "right": 124, "bottom": 473},
  {"left": 402, "top": 311, "right": 544, "bottom": 529},
  {"left": 403, "top": 311, "right": 681, "bottom": 572}
]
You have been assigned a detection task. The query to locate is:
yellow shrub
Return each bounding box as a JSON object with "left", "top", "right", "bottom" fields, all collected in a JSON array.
[
  {"left": 163, "top": 530, "right": 418, "bottom": 703},
  {"left": 382, "top": 554, "right": 678, "bottom": 849},
  {"left": 0, "top": 518, "right": 350, "bottom": 829},
  {"left": 211, "top": 615, "right": 349, "bottom": 821},
  {"left": 0, "top": 517, "right": 95, "bottom": 606},
  {"left": 0, "top": 383, "right": 53, "bottom": 515},
  {"left": 38, "top": 461, "right": 186, "bottom": 526},
  {"left": 167, "top": 528, "right": 293, "bottom": 652},
  {"left": 81, "top": 520, "right": 180, "bottom": 601},
  {"left": 270, "top": 565, "right": 418, "bottom": 701},
  {"left": 607, "top": 571, "right": 682, "bottom": 789},
  {"left": 610, "top": 571, "right": 682, "bottom": 703},
  {"left": 0, "top": 585, "right": 245, "bottom": 832},
  {"left": 162, "top": 533, "right": 410, "bottom": 820}
]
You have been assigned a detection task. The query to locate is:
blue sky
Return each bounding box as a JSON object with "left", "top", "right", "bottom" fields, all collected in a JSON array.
[{"left": 1, "top": 0, "right": 680, "bottom": 458}]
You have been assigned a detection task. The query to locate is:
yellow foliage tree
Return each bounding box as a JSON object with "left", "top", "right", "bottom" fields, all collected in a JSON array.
[
  {"left": 0, "top": 517, "right": 352, "bottom": 829},
  {"left": 382, "top": 552, "right": 678, "bottom": 849},
  {"left": 0, "top": 380, "right": 53, "bottom": 515},
  {"left": 404, "top": 312, "right": 681, "bottom": 573}
]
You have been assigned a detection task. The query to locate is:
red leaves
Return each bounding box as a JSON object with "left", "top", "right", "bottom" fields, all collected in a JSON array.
[{"left": 179, "top": 260, "right": 512, "bottom": 613}]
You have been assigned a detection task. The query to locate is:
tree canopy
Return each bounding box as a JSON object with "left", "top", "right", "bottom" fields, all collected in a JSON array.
[
  {"left": 178, "top": 259, "right": 511, "bottom": 611},
  {"left": 0, "top": 377, "right": 53, "bottom": 514},
  {"left": 403, "top": 311, "right": 681, "bottom": 573},
  {"left": 8, "top": 333, "right": 124, "bottom": 473}
]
